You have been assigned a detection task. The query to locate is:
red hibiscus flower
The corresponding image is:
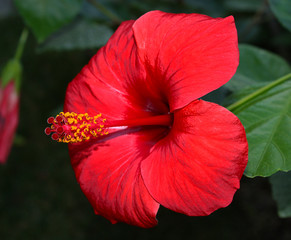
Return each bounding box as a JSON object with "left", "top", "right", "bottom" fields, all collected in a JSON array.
[
  {"left": 0, "top": 81, "right": 19, "bottom": 164},
  {"left": 45, "top": 11, "right": 248, "bottom": 228}
]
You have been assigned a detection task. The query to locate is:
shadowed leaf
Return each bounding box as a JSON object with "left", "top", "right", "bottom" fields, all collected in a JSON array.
[
  {"left": 38, "top": 20, "right": 113, "bottom": 52},
  {"left": 270, "top": 171, "right": 291, "bottom": 218},
  {"left": 269, "top": 0, "right": 291, "bottom": 32},
  {"left": 14, "top": 0, "right": 83, "bottom": 43}
]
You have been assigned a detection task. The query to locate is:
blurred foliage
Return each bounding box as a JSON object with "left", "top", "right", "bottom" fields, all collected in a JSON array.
[
  {"left": 270, "top": 171, "right": 291, "bottom": 218},
  {"left": 38, "top": 20, "right": 113, "bottom": 52},
  {"left": 1, "top": 29, "right": 27, "bottom": 91},
  {"left": 14, "top": 0, "right": 83, "bottom": 43},
  {"left": 269, "top": 0, "right": 291, "bottom": 31},
  {"left": 1, "top": 0, "right": 291, "bottom": 239}
]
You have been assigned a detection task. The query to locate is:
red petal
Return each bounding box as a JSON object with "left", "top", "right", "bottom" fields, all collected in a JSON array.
[
  {"left": 133, "top": 11, "right": 239, "bottom": 111},
  {"left": 64, "top": 20, "right": 169, "bottom": 121},
  {"left": 0, "top": 82, "right": 19, "bottom": 163},
  {"left": 69, "top": 127, "right": 168, "bottom": 227},
  {"left": 141, "top": 100, "right": 248, "bottom": 216},
  {"left": 64, "top": 20, "right": 138, "bottom": 118}
]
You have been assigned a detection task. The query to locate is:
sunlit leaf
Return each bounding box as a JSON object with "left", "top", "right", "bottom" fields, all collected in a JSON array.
[
  {"left": 235, "top": 80, "right": 291, "bottom": 177},
  {"left": 14, "top": 0, "right": 83, "bottom": 43},
  {"left": 38, "top": 20, "right": 113, "bottom": 52},
  {"left": 269, "top": 0, "right": 291, "bottom": 32},
  {"left": 228, "top": 45, "right": 291, "bottom": 177},
  {"left": 270, "top": 171, "right": 291, "bottom": 217}
]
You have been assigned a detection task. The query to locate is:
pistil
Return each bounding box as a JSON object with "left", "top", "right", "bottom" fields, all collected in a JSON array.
[
  {"left": 45, "top": 112, "right": 173, "bottom": 143},
  {"left": 106, "top": 114, "right": 173, "bottom": 128}
]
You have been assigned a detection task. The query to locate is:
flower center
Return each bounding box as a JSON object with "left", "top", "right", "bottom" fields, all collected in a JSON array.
[{"left": 45, "top": 112, "right": 173, "bottom": 143}]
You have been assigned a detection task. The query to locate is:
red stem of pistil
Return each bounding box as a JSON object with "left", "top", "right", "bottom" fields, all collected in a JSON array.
[{"left": 106, "top": 114, "right": 173, "bottom": 128}]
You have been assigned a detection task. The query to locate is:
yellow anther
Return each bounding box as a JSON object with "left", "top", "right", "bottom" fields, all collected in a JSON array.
[
  {"left": 68, "top": 118, "right": 75, "bottom": 124},
  {"left": 90, "top": 130, "right": 96, "bottom": 136},
  {"left": 71, "top": 126, "right": 77, "bottom": 130},
  {"left": 50, "top": 111, "right": 107, "bottom": 143}
]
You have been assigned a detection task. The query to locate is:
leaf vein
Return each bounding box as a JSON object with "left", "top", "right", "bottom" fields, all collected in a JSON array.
[{"left": 254, "top": 87, "right": 291, "bottom": 174}]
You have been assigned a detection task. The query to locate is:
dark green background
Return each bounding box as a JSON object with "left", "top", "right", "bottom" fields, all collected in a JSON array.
[{"left": 1, "top": 0, "right": 291, "bottom": 239}]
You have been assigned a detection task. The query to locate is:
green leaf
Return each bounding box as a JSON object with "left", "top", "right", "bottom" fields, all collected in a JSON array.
[
  {"left": 38, "top": 20, "right": 113, "bottom": 52},
  {"left": 1, "top": 29, "right": 28, "bottom": 91},
  {"left": 14, "top": 0, "right": 83, "bottom": 43},
  {"left": 270, "top": 171, "right": 291, "bottom": 218},
  {"left": 269, "top": 0, "right": 291, "bottom": 32},
  {"left": 231, "top": 74, "right": 291, "bottom": 177},
  {"left": 1, "top": 59, "right": 22, "bottom": 90},
  {"left": 227, "top": 45, "right": 291, "bottom": 177},
  {"left": 226, "top": 44, "right": 291, "bottom": 91}
]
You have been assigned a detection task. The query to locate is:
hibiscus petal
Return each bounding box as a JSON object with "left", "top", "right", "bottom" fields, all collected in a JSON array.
[
  {"left": 64, "top": 20, "right": 169, "bottom": 120},
  {"left": 141, "top": 100, "right": 248, "bottom": 216},
  {"left": 133, "top": 11, "right": 239, "bottom": 111},
  {"left": 69, "top": 127, "right": 168, "bottom": 228},
  {"left": 64, "top": 20, "right": 139, "bottom": 118},
  {"left": 0, "top": 82, "right": 19, "bottom": 163}
]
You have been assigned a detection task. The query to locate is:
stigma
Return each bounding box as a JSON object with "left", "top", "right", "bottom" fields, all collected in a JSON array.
[{"left": 44, "top": 112, "right": 108, "bottom": 143}]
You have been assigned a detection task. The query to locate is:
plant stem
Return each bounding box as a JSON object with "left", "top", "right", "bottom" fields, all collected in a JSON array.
[
  {"left": 87, "top": 0, "right": 122, "bottom": 24},
  {"left": 227, "top": 73, "right": 291, "bottom": 112},
  {"left": 14, "top": 28, "right": 28, "bottom": 61}
]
